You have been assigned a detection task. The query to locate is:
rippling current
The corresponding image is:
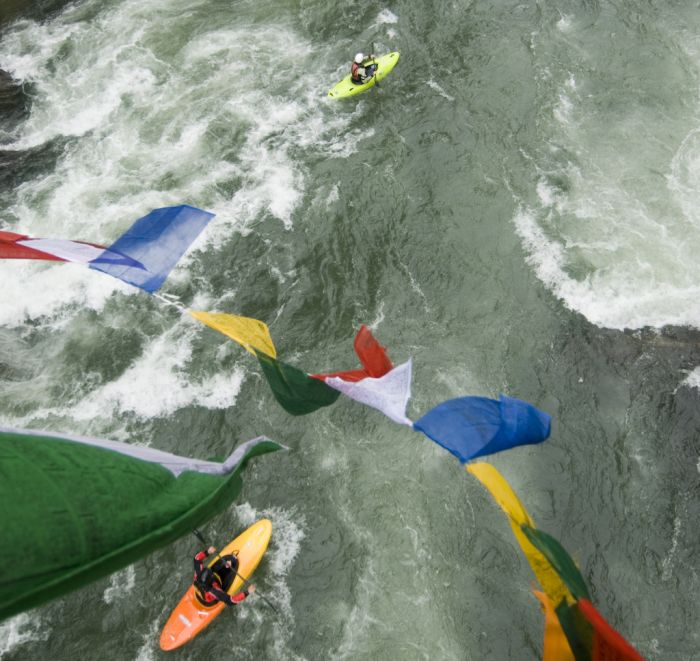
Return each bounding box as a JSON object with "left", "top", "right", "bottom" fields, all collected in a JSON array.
[{"left": 1, "top": 1, "right": 700, "bottom": 659}]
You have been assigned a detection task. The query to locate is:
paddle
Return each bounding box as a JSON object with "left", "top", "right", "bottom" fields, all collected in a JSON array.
[
  {"left": 370, "top": 42, "right": 379, "bottom": 89},
  {"left": 192, "top": 529, "right": 279, "bottom": 614}
]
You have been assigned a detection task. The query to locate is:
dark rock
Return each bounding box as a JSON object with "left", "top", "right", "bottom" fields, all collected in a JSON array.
[
  {"left": 0, "top": 137, "right": 67, "bottom": 190},
  {"left": 0, "top": 69, "right": 30, "bottom": 134}
]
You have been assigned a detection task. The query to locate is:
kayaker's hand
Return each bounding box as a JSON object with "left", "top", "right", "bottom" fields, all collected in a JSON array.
[
  {"left": 207, "top": 546, "right": 216, "bottom": 555},
  {"left": 248, "top": 584, "right": 257, "bottom": 595}
]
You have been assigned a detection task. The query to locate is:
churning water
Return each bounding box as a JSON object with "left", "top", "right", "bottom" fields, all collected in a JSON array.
[{"left": 1, "top": 1, "right": 700, "bottom": 659}]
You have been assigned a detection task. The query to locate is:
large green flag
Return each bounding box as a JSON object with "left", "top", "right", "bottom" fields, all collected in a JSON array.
[
  {"left": 255, "top": 349, "right": 340, "bottom": 415},
  {"left": 0, "top": 426, "right": 282, "bottom": 621}
]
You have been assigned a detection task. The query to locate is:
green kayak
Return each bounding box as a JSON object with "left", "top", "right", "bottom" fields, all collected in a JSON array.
[{"left": 328, "top": 52, "right": 400, "bottom": 99}]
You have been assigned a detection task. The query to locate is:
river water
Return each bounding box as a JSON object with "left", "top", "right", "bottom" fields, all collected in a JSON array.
[{"left": 1, "top": 1, "right": 699, "bottom": 659}]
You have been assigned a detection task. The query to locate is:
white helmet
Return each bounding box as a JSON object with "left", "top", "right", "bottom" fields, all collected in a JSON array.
[{"left": 354, "top": 53, "right": 364, "bottom": 64}]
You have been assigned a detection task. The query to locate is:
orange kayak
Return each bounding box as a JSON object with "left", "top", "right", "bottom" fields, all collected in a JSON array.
[{"left": 159, "top": 519, "right": 272, "bottom": 651}]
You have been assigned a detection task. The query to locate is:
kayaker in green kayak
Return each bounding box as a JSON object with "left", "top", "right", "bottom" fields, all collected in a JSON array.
[{"left": 351, "top": 52, "right": 377, "bottom": 85}]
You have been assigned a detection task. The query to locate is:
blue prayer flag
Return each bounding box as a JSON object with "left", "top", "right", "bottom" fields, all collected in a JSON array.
[
  {"left": 90, "top": 205, "right": 214, "bottom": 293},
  {"left": 413, "top": 394, "right": 551, "bottom": 463}
]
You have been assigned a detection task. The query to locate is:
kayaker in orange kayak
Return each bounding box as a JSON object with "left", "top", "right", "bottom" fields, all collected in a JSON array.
[{"left": 193, "top": 545, "right": 256, "bottom": 606}]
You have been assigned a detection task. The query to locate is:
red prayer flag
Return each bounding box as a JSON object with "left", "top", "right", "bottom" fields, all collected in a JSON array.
[
  {"left": 0, "top": 231, "right": 67, "bottom": 261},
  {"left": 313, "top": 325, "right": 393, "bottom": 382},
  {"left": 577, "top": 599, "right": 645, "bottom": 661}
]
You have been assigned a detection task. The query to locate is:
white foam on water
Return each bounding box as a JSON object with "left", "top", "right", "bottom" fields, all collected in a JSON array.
[
  {"left": 398, "top": 259, "right": 430, "bottom": 313},
  {"left": 0, "top": 0, "right": 366, "bottom": 425},
  {"left": 234, "top": 502, "right": 304, "bottom": 587},
  {"left": 661, "top": 515, "right": 682, "bottom": 581},
  {"left": 0, "top": 0, "right": 359, "bottom": 239},
  {"left": 515, "top": 121, "right": 700, "bottom": 329},
  {"left": 103, "top": 565, "right": 136, "bottom": 604},
  {"left": 668, "top": 127, "right": 700, "bottom": 227},
  {"left": 368, "top": 301, "right": 385, "bottom": 331},
  {"left": 327, "top": 183, "right": 339, "bottom": 204},
  {"left": 0, "top": 612, "right": 49, "bottom": 658},
  {"left": 515, "top": 25, "right": 700, "bottom": 331},
  {"left": 70, "top": 328, "right": 246, "bottom": 420},
  {"left": 4, "top": 321, "right": 247, "bottom": 428},
  {"left": 426, "top": 80, "right": 454, "bottom": 101},
  {"left": 553, "top": 91, "right": 574, "bottom": 125},
  {"left": 0, "top": 262, "right": 123, "bottom": 327},
  {"left": 557, "top": 15, "right": 573, "bottom": 33},
  {"left": 376, "top": 9, "right": 399, "bottom": 25},
  {"left": 535, "top": 179, "right": 556, "bottom": 207},
  {"left": 513, "top": 204, "right": 700, "bottom": 330},
  {"left": 232, "top": 502, "right": 306, "bottom": 658},
  {"left": 133, "top": 619, "right": 161, "bottom": 661},
  {"left": 680, "top": 366, "right": 700, "bottom": 390},
  {"left": 321, "top": 125, "right": 376, "bottom": 160}
]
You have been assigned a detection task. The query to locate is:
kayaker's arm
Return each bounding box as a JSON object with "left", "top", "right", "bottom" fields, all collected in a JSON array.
[
  {"left": 208, "top": 583, "right": 256, "bottom": 606},
  {"left": 193, "top": 546, "right": 216, "bottom": 562},
  {"left": 193, "top": 551, "right": 204, "bottom": 574},
  {"left": 193, "top": 546, "right": 217, "bottom": 574}
]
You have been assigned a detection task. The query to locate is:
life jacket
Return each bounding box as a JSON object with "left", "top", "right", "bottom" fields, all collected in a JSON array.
[
  {"left": 193, "top": 565, "right": 215, "bottom": 602},
  {"left": 351, "top": 61, "right": 361, "bottom": 81},
  {"left": 193, "top": 554, "right": 239, "bottom": 603}
]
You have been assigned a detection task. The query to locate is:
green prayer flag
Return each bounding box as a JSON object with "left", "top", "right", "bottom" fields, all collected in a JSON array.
[
  {"left": 523, "top": 525, "right": 596, "bottom": 660},
  {"left": 521, "top": 525, "right": 591, "bottom": 601},
  {"left": 255, "top": 349, "right": 340, "bottom": 415},
  {"left": 554, "top": 598, "right": 594, "bottom": 661},
  {"left": 0, "top": 426, "right": 282, "bottom": 621}
]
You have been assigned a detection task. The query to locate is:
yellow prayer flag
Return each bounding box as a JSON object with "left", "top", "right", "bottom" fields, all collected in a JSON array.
[
  {"left": 189, "top": 310, "right": 277, "bottom": 358},
  {"left": 466, "top": 463, "right": 575, "bottom": 608}
]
